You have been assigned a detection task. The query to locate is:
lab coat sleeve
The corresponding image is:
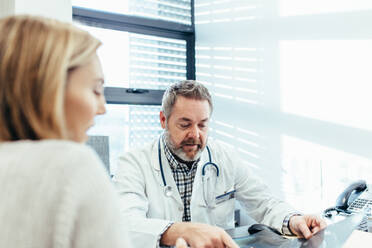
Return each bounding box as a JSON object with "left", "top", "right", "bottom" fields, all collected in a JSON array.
[
  {"left": 113, "top": 149, "right": 171, "bottom": 248},
  {"left": 228, "top": 147, "right": 297, "bottom": 233}
]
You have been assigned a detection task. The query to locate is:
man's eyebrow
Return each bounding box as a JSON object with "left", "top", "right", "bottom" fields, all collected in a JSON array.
[
  {"left": 178, "top": 117, "right": 192, "bottom": 122},
  {"left": 177, "top": 117, "right": 209, "bottom": 122}
]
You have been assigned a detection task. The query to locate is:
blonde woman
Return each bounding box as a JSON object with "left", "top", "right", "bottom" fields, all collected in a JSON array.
[{"left": 0, "top": 16, "right": 128, "bottom": 247}]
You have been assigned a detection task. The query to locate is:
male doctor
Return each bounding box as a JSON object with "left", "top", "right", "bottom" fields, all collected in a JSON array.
[{"left": 113, "top": 80, "right": 326, "bottom": 248}]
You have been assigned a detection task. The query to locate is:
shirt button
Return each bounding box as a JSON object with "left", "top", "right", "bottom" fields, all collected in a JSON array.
[{"left": 178, "top": 207, "right": 183, "bottom": 211}]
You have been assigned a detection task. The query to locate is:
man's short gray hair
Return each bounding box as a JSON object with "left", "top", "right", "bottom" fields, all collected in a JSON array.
[{"left": 161, "top": 80, "right": 213, "bottom": 119}]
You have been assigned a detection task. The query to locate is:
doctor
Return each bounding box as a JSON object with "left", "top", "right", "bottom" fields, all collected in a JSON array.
[{"left": 113, "top": 80, "right": 326, "bottom": 248}]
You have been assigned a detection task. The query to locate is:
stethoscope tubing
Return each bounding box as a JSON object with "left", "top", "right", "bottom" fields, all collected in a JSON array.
[
  {"left": 158, "top": 138, "right": 167, "bottom": 187},
  {"left": 158, "top": 138, "right": 219, "bottom": 187}
]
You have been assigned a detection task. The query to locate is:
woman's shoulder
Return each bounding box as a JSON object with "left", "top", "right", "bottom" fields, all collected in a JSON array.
[
  {"left": 0, "top": 139, "right": 92, "bottom": 152},
  {"left": 0, "top": 139, "right": 104, "bottom": 173},
  {"left": 41, "top": 140, "right": 104, "bottom": 171},
  {"left": 37, "top": 139, "right": 95, "bottom": 153}
]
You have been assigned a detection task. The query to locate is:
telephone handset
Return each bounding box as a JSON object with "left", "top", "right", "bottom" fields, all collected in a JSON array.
[
  {"left": 335, "top": 180, "right": 368, "bottom": 213},
  {"left": 324, "top": 180, "right": 372, "bottom": 231}
]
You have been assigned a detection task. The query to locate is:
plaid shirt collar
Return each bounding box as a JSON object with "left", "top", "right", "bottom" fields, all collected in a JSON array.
[{"left": 162, "top": 134, "right": 199, "bottom": 171}]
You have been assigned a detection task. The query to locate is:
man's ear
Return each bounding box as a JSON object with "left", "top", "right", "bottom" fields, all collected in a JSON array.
[{"left": 160, "top": 111, "right": 166, "bottom": 129}]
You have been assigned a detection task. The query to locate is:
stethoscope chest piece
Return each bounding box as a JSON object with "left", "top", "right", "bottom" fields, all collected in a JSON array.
[{"left": 164, "top": 185, "right": 173, "bottom": 197}]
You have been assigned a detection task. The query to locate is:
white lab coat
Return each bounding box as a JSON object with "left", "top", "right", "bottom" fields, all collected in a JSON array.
[{"left": 113, "top": 137, "right": 296, "bottom": 248}]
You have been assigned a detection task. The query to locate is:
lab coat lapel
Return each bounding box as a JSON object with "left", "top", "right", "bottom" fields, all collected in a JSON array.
[
  {"left": 192, "top": 147, "right": 210, "bottom": 207},
  {"left": 151, "top": 138, "right": 183, "bottom": 207}
]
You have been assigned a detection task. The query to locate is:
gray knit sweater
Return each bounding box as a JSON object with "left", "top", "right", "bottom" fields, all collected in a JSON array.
[{"left": 0, "top": 140, "right": 129, "bottom": 248}]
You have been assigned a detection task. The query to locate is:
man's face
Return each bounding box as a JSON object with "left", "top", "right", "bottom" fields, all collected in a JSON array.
[{"left": 160, "top": 96, "right": 210, "bottom": 161}]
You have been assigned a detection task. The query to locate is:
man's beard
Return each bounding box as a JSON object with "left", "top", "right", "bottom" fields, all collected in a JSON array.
[{"left": 164, "top": 129, "right": 205, "bottom": 162}]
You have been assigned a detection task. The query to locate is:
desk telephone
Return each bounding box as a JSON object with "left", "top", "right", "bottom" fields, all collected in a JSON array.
[{"left": 324, "top": 180, "right": 372, "bottom": 231}]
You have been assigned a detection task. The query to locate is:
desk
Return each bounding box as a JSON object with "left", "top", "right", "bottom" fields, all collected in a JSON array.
[
  {"left": 226, "top": 225, "right": 297, "bottom": 247},
  {"left": 225, "top": 225, "right": 250, "bottom": 239},
  {"left": 343, "top": 230, "right": 372, "bottom": 247},
  {"left": 225, "top": 216, "right": 372, "bottom": 247}
]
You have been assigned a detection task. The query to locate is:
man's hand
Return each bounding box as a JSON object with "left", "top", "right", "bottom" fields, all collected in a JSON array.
[
  {"left": 176, "top": 237, "right": 188, "bottom": 248},
  {"left": 161, "top": 222, "right": 239, "bottom": 248},
  {"left": 289, "top": 215, "right": 327, "bottom": 239}
]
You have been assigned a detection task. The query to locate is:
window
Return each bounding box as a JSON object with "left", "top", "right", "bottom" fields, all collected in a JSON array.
[
  {"left": 72, "top": 1, "right": 194, "bottom": 174},
  {"left": 72, "top": 0, "right": 192, "bottom": 24},
  {"left": 74, "top": 24, "right": 187, "bottom": 89},
  {"left": 88, "top": 104, "right": 162, "bottom": 174}
]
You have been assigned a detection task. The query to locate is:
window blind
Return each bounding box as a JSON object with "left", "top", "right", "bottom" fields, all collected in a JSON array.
[
  {"left": 129, "top": 33, "right": 187, "bottom": 89},
  {"left": 76, "top": 23, "right": 187, "bottom": 174},
  {"left": 72, "top": 0, "right": 192, "bottom": 25}
]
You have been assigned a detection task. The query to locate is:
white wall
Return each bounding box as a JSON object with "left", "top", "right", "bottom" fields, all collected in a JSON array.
[
  {"left": 0, "top": 0, "right": 72, "bottom": 22},
  {"left": 195, "top": 0, "right": 372, "bottom": 214},
  {"left": 0, "top": 0, "right": 14, "bottom": 18}
]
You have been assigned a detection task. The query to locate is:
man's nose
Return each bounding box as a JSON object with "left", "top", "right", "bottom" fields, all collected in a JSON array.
[{"left": 188, "top": 125, "right": 200, "bottom": 139}]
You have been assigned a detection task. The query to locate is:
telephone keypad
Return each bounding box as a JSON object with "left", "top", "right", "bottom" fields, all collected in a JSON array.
[
  {"left": 347, "top": 198, "right": 372, "bottom": 232},
  {"left": 349, "top": 198, "right": 372, "bottom": 216}
]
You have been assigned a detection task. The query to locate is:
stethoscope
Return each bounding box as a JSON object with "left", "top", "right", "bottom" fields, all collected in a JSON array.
[{"left": 158, "top": 138, "right": 220, "bottom": 207}]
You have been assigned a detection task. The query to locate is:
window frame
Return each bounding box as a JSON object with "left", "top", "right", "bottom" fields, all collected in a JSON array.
[{"left": 72, "top": 4, "right": 195, "bottom": 106}]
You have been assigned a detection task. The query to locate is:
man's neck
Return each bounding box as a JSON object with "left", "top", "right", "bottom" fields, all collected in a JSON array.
[{"left": 172, "top": 152, "right": 196, "bottom": 169}]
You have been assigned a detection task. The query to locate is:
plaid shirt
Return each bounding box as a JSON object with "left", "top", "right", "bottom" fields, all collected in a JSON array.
[
  {"left": 162, "top": 136, "right": 199, "bottom": 222},
  {"left": 161, "top": 136, "right": 299, "bottom": 235}
]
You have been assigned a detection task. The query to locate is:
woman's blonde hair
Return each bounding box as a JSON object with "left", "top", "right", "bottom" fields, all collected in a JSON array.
[{"left": 0, "top": 15, "right": 101, "bottom": 141}]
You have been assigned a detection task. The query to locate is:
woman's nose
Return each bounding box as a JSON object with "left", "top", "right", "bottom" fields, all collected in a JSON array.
[{"left": 97, "top": 95, "right": 106, "bottom": 115}]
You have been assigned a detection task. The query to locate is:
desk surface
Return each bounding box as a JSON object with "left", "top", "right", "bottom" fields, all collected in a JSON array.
[
  {"left": 226, "top": 213, "right": 368, "bottom": 247},
  {"left": 225, "top": 225, "right": 250, "bottom": 239},
  {"left": 343, "top": 230, "right": 372, "bottom": 248}
]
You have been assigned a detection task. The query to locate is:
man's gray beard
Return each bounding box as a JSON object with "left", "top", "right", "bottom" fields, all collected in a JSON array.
[{"left": 163, "top": 129, "right": 204, "bottom": 162}]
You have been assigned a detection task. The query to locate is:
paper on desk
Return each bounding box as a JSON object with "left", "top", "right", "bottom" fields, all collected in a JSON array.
[{"left": 343, "top": 230, "right": 372, "bottom": 248}]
